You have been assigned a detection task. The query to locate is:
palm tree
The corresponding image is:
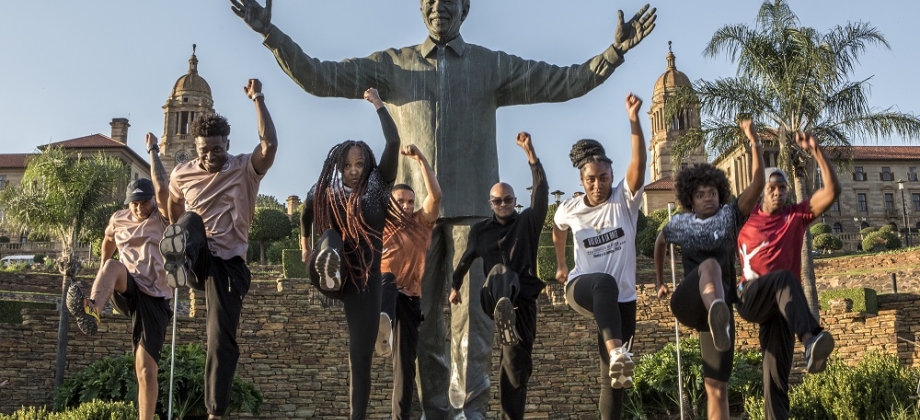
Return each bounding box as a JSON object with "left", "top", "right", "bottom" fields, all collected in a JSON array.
[
  {"left": 0, "top": 146, "right": 126, "bottom": 387},
  {"left": 665, "top": 0, "right": 920, "bottom": 319}
]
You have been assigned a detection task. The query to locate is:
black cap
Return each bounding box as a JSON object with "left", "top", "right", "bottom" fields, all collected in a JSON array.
[{"left": 124, "top": 178, "right": 155, "bottom": 204}]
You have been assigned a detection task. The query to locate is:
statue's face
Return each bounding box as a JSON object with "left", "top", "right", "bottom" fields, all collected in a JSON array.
[{"left": 420, "top": 0, "right": 468, "bottom": 43}]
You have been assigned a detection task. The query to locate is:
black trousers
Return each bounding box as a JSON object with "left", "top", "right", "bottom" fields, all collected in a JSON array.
[
  {"left": 670, "top": 266, "right": 735, "bottom": 382},
  {"left": 312, "top": 229, "right": 382, "bottom": 420},
  {"left": 565, "top": 273, "right": 636, "bottom": 420},
  {"left": 178, "top": 212, "right": 251, "bottom": 417},
  {"left": 479, "top": 264, "right": 540, "bottom": 420},
  {"left": 381, "top": 273, "right": 422, "bottom": 420},
  {"left": 736, "top": 270, "right": 821, "bottom": 420}
]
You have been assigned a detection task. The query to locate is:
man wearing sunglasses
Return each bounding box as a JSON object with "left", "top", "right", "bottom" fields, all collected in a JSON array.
[{"left": 449, "top": 132, "right": 547, "bottom": 420}]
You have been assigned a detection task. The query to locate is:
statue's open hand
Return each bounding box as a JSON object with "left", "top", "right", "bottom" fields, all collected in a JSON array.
[
  {"left": 614, "top": 4, "right": 657, "bottom": 54},
  {"left": 230, "top": 0, "right": 272, "bottom": 36}
]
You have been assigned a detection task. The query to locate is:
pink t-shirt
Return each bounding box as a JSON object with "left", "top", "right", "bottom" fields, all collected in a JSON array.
[
  {"left": 169, "top": 154, "right": 264, "bottom": 260},
  {"left": 737, "top": 201, "right": 816, "bottom": 283},
  {"left": 105, "top": 209, "right": 171, "bottom": 298}
]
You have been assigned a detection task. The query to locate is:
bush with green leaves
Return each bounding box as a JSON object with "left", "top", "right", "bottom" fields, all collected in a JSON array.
[
  {"left": 861, "top": 226, "right": 879, "bottom": 236},
  {"left": 813, "top": 233, "right": 843, "bottom": 253},
  {"left": 809, "top": 222, "right": 832, "bottom": 236},
  {"left": 54, "top": 343, "right": 261, "bottom": 419},
  {"left": 624, "top": 338, "right": 763, "bottom": 418},
  {"left": 864, "top": 231, "right": 901, "bottom": 252},
  {"left": 880, "top": 224, "right": 896, "bottom": 234},
  {"left": 0, "top": 400, "right": 140, "bottom": 420},
  {"left": 744, "top": 352, "right": 920, "bottom": 420}
]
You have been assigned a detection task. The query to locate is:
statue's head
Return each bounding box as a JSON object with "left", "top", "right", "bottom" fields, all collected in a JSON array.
[{"left": 420, "top": 0, "right": 469, "bottom": 44}]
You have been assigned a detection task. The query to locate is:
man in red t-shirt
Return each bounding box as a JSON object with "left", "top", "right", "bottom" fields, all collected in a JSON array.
[{"left": 736, "top": 131, "right": 841, "bottom": 420}]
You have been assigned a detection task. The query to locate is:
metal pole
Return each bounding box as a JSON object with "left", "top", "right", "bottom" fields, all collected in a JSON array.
[
  {"left": 668, "top": 203, "right": 686, "bottom": 419},
  {"left": 167, "top": 287, "right": 179, "bottom": 420},
  {"left": 900, "top": 183, "right": 909, "bottom": 247}
]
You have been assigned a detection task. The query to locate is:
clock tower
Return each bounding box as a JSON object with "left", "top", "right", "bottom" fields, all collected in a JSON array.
[{"left": 159, "top": 45, "right": 215, "bottom": 174}]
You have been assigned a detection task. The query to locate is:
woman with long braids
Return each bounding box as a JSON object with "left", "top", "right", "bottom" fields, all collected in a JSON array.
[
  {"left": 299, "top": 87, "right": 407, "bottom": 419},
  {"left": 653, "top": 119, "right": 764, "bottom": 420},
  {"left": 552, "top": 93, "right": 646, "bottom": 419}
]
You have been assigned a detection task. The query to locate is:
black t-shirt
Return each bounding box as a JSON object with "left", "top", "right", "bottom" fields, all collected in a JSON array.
[{"left": 662, "top": 201, "right": 746, "bottom": 304}]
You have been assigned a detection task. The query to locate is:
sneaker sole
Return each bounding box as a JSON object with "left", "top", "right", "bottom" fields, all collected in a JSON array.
[
  {"left": 65, "top": 283, "right": 98, "bottom": 335},
  {"left": 376, "top": 313, "right": 392, "bottom": 357},
  {"left": 609, "top": 357, "right": 635, "bottom": 389},
  {"left": 315, "top": 248, "right": 342, "bottom": 291},
  {"left": 807, "top": 332, "right": 835, "bottom": 374},
  {"left": 708, "top": 300, "right": 732, "bottom": 352},
  {"left": 160, "top": 224, "right": 188, "bottom": 288},
  {"left": 494, "top": 297, "right": 519, "bottom": 346}
]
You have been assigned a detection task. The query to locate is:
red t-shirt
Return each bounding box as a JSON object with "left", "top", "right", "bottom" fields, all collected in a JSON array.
[{"left": 737, "top": 201, "right": 816, "bottom": 283}]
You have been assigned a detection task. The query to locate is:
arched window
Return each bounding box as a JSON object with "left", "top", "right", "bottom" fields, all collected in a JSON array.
[
  {"left": 861, "top": 222, "right": 870, "bottom": 229},
  {"left": 832, "top": 223, "right": 842, "bottom": 234}
]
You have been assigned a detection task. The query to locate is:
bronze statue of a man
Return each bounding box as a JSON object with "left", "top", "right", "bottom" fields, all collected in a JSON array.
[{"left": 231, "top": 1, "right": 655, "bottom": 418}]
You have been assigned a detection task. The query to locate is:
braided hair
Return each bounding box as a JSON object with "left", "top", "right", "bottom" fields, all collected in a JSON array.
[{"left": 569, "top": 139, "right": 613, "bottom": 170}]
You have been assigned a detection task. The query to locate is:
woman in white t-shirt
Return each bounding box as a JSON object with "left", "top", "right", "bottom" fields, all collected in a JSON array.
[{"left": 552, "top": 93, "right": 645, "bottom": 420}]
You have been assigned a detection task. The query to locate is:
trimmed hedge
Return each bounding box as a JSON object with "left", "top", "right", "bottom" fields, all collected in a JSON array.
[
  {"left": 0, "top": 400, "right": 140, "bottom": 420},
  {"left": 0, "top": 300, "right": 56, "bottom": 323},
  {"left": 819, "top": 287, "right": 878, "bottom": 314},
  {"left": 536, "top": 246, "right": 575, "bottom": 283},
  {"left": 282, "top": 249, "right": 307, "bottom": 279}
]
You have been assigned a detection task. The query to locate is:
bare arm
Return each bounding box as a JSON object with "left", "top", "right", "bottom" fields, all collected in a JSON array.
[
  {"left": 366, "top": 88, "right": 401, "bottom": 184},
  {"left": 737, "top": 119, "right": 766, "bottom": 217},
  {"left": 244, "top": 79, "right": 278, "bottom": 175},
  {"left": 168, "top": 189, "right": 186, "bottom": 224},
  {"left": 552, "top": 224, "right": 569, "bottom": 284},
  {"left": 652, "top": 231, "right": 669, "bottom": 298},
  {"left": 100, "top": 234, "right": 117, "bottom": 262},
  {"left": 401, "top": 145, "right": 441, "bottom": 224},
  {"left": 624, "top": 93, "right": 647, "bottom": 193},
  {"left": 800, "top": 133, "right": 841, "bottom": 217},
  {"left": 146, "top": 133, "right": 170, "bottom": 219}
]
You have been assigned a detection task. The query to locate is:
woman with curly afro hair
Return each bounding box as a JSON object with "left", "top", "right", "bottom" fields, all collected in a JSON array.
[{"left": 653, "top": 119, "right": 765, "bottom": 420}]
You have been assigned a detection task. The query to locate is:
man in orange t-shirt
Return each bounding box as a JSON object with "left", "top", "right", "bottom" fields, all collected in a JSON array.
[{"left": 378, "top": 144, "right": 441, "bottom": 420}]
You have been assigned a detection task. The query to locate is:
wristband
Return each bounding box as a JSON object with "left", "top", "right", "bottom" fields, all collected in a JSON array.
[
  {"left": 147, "top": 146, "right": 159, "bottom": 153},
  {"left": 250, "top": 92, "right": 264, "bottom": 101}
]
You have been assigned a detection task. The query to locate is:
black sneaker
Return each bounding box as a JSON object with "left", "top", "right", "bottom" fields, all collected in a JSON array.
[
  {"left": 805, "top": 330, "right": 835, "bottom": 373},
  {"left": 314, "top": 247, "right": 342, "bottom": 292},
  {"left": 494, "top": 297, "right": 520, "bottom": 346},
  {"left": 160, "top": 224, "right": 192, "bottom": 288},
  {"left": 65, "top": 282, "right": 100, "bottom": 335},
  {"left": 708, "top": 299, "right": 732, "bottom": 352}
]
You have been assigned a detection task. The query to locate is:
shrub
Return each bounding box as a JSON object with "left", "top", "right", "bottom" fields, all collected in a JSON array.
[
  {"left": 0, "top": 400, "right": 140, "bottom": 420},
  {"left": 879, "top": 224, "right": 896, "bottom": 234},
  {"left": 625, "top": 338, "right": 763, "bottom": 418},
  {"left": 863, "top": 231, "right": 901, "bottom": 252},
  {"left": 813, "top": 233, "right": 843, "bottom": 253},
  {"left": 745, "top": 353, "right": 920, "bottom": 420},
  {"left": 282, "top": 249, "right": 307, "bottom": 279},
  {"left": 33, "top": 254, "right": 46, "bottom": 264},
  {"left": 267, "top": 236, "right": 299, "bottom": 265},
  {"left": 54, "top": 343, "right": 261, "bottom": 419},
  {"left": 819, "top": 287, "right": 878, "bottom": 314},
  {"left": 810, "top": 222, "right": 832, "bottom": 236},
  {"left": 861, "top": 226, "right": 878, "bottom": 236}
]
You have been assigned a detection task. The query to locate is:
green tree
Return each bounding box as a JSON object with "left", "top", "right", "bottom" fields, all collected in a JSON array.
[
  {"left": 255, "top": 194, "right": 285, "bottom": 212},
  {"left": 810, "top": 222, "right": 832, "bottom": 236},
  {"left": 0, "top": 146, "right": 126, "bottom": 388},
  {"left": 813, "top": 233, "right": 843, "bottom": 253},
  {"left": 249, "top": 207, "right": 292, "bottom": 264},
  {"left": 666, "top": 0, "right": 920, "bottom": 319}
]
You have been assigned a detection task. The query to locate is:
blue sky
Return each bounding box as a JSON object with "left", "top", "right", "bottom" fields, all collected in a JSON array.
[{"left": 2, "top": 1, "right": 918, "bottom": 208}]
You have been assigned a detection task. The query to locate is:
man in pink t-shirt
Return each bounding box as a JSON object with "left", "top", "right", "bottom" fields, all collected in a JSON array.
[
  {"left": 160, "top": 79, "right": 278, "bottom": 420},
  {"left": 65, "top": 132, "right": 172, "bottom": 420},
  {"left": 736, "top": 132, "right": 841, "bottom": 420}
]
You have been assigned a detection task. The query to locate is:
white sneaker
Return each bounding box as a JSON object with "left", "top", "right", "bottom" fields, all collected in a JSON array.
[
  {"left": 315, "top": 247, "right": 342, "bottom": 291},
  {"left": 609, "top": 343, "right": 635, "bottom": 389},
  {"left": 376, "top": 312, "right": 393, "bottom": 357}
]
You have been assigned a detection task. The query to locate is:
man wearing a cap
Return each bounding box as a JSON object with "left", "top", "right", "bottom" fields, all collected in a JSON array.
[
  {"left": 735, "top": 131, "right": 841, "bottom": 420},
  {"left": 65, "top": 132, "right": 173, "bottom": 420},
  {"left": 160, "top": 79, "right": 277, "bottom": 420}
]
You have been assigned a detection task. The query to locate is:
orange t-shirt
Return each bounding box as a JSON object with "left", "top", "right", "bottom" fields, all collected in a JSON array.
[
  {"left": 169, "top": 154, "right": 264, "bottom": 260},
  {"left": 380, "top": 211, "right": 434, "bottom": 297},
  {"left": 105, "top": 209, "right": 171, "bottom": 298}
]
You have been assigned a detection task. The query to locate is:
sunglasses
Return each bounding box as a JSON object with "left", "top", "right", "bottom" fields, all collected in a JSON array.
[{"left": 489, "top": 196, "right": 516, "bottom": 206}]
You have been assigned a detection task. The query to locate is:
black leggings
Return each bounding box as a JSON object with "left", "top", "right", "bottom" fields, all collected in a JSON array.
[
  {"left": 314, "top": 229, "right": 382, "bottom": 420},
  {"left": 670, "top": 266, "right": 735, "bottom": 382},
  {"left": 566, "top": 273, "right": 637, "bottom": 420}
]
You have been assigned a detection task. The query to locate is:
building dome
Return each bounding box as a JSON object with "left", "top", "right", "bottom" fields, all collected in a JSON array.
[
  {"left": 170, "top": 45, "right": 212, "bottom": 97},
  {"left": 653, "top": 42, "right": 691, "bottom": 99}
]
